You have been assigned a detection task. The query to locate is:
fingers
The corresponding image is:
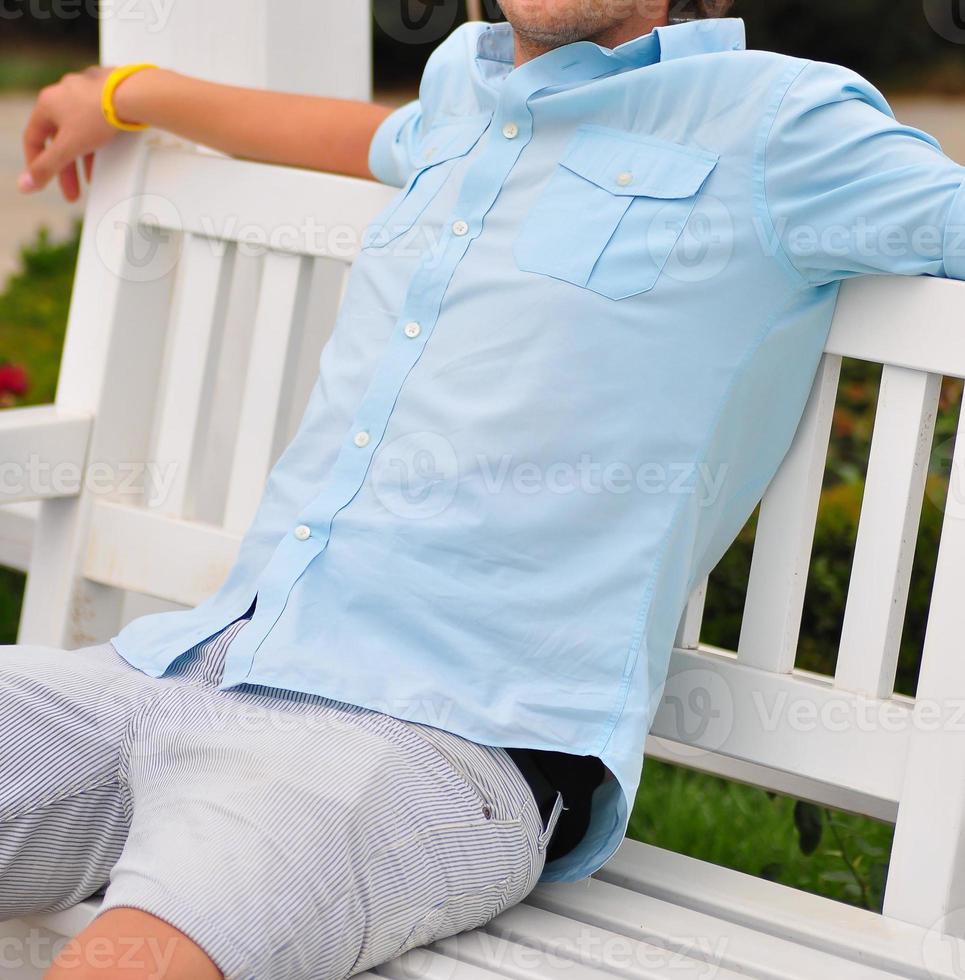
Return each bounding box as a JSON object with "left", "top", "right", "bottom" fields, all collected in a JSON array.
[
  {"left": 20, "top": 98, "right": 56, "bottom": 191},
  {"left": 83, "top": 151, "right": 94, "bottom": 183},
  {"left": 21, "top": 132, "right": 74, "bottom": 194},
  {"left": 58, "top": 159, "right": 80, "bottom": 202},
  {"left": 20, "top": 86, "right": 92, "bottom": 199}
]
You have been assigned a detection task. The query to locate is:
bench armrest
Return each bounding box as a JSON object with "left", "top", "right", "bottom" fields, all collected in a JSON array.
[{"left": 0, "top": 405, "right": 92, "bottom": 504}]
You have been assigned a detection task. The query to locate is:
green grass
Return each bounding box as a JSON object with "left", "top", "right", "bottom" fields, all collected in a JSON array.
[
  {"left": 630, "top": 759, "right": 893, "bottom": 910},
  {"left": 0, "top": 48, "right": 91, "bottom": 93}
]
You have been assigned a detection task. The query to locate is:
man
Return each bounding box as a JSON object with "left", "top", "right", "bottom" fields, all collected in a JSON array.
[{"left": 8, "top": 1, "right": 965, "bottom": 977}]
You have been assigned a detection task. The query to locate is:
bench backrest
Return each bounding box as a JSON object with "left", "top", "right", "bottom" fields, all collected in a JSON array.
[{"left": 15, "top": 132, "right": 965, "bottom": 933}]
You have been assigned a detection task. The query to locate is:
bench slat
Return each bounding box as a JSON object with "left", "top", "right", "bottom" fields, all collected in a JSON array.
[
  {"left": 737, "top": 354, "right": 841, "bottom": 672},
  {"left": 84, "top": 500, "right": 240, "bottom": 607},
  {"left": 674, "top": 577, "right": 707, "bottom": 650},
  {"left": 835, "top": 365, "right": 940, "bottom": 698},
  {"left": 827, "top": 276, "right": 965, "bottom": 379},
  {"left": 0, "top": 501, "right": 39, "bottom": 572},
  {"left": 152, "top": 235, "right": 236, "bottom": 518},
  {"left": 520, "top": 880, "right": 908, "bottom": 980},
  {"left": 438, "top": 929, "right": 629, "bottom": 980},
  {"left": 224, "top": 250, "right": 314, "bottom": 533},
  {"left": 138, "top": 146, "right": 396, "bottom": 261},
  {"left": 483, "top": 901, "right": 755, "bottom": 980},
  {"left": 596, "top": 839, "right": 965, "bottom": 979},
  {"left": 645, "top": 728, "right": 898, "bottom": 821},
  {"left": 883, "top": 403, "right": 965, "bottom": 928},
  {"left": 648, "top": 645, "right": 911, "bottom": 809}
]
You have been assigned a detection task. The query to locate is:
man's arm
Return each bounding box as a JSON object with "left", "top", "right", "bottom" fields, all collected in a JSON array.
[
  {"left": 19, "top": 65, "right": 395, "bottom": 201},
  {"left": 761, "top": 60, "right": 965, "bottom": 285}
]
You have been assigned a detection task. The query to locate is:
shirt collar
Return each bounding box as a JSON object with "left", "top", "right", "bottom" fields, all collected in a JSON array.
[{"left": 473, "top": 16, "right": 745, "bottom": 81}]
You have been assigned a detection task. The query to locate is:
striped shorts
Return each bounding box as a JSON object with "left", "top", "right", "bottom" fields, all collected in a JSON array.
[{"left": 0, "top": 613, "right": 563, "bottom": 980}]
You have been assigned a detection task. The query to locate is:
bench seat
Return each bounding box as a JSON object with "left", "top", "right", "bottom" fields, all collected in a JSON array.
[{"left": 15, "top": 838, "right": 963, "bottom": 980}]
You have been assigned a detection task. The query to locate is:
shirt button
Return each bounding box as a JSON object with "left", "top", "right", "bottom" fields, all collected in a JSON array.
[
  {"left": 501, "top": 122, "right": 519, "bottom": 139},
  {"left": 353, "top": 430, "right": 371, "bottom": 448},
  {"left": 293, "top": 524, "right": 311, "bottom": 541},
  {"left": 403, "top": 321, "right": 422, "bottom": 339},
  {"left": 452, "top": 220, "right": 469, "bottom": 237},
  {"left": 616, "top": 171, "right": 633, "bottom": 187}
]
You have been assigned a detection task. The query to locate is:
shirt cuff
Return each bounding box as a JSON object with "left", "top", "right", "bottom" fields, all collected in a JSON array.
[
  {"left": 943, "top": 177, "right": 965, "bottom": 281},
  {"left": 368, "top": 99, "right": 421, "bottom": 188}
]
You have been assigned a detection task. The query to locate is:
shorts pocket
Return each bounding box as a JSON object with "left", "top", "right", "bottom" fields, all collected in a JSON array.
[
  {"left": 513, "top": 124, "right": 719, "bottom": 299},
  {"left": 537, "top": 790, "right": 565, "bottom": 852},
  {"left": 362, "top": 115, "right": 489, "bottom": 251}
]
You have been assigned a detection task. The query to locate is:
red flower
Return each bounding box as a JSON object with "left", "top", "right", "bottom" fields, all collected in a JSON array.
[{"left": 0, "top": 363, "right": 29, "bottom": 399}]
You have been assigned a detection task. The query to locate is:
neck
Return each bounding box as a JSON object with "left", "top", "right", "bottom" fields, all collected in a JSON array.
[{"left": 512, "top": 14, "right": 668, "bottom": 67}]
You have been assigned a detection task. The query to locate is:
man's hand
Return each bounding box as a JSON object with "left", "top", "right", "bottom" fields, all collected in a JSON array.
[
  {"left": 20, "top": 65, "right": 120, "bottom": 201},
  {"left": 19, "top": 62, "right": 394, "bottom": 201}
]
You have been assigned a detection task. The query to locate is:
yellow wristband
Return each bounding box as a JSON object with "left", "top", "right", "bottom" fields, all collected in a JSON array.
[{"left": 101, "top": 63, "right": 157, "bottom": 131}]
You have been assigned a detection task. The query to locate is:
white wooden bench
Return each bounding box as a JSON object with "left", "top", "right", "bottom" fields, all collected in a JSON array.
[{"left": 3, "top": 124, "right": 965, "bottom": 979}]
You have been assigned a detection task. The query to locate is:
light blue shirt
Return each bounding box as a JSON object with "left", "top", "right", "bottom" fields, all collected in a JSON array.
[{"left": 112, "top": 17, "right": 965, "bottom": 882}]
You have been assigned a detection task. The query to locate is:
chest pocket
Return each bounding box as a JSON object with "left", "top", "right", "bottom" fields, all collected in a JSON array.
[
  {"left": 513, "top": 126, "right": 719, "bottom": 300},
  {"left": 362, "top": 117, "right": 488, "bottom": 252}
]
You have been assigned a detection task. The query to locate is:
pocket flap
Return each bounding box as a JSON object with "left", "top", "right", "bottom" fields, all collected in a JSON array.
[
  {"left": 416, "top": 115, "right": 490, "bottom": 167},
  {"left": 560, "top": 126, "right": 718, "bottom": 198}
]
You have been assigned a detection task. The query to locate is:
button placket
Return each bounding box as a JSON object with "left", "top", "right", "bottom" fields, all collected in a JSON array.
[{"left": 232, "top": 98, "right": 534, "bottom": 691}]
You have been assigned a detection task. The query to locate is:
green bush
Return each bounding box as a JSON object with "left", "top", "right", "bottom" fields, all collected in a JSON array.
[{"left": 0, "top": 222, "right": 80, "bottom": 642}]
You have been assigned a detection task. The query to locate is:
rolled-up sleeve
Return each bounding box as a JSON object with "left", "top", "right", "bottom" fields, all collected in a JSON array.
[
  {"left": 368, "top": 98, "right": 424, "bottom": 188},
  {"left": 763, "top": 60, "right": 965, "bottom": 286}
]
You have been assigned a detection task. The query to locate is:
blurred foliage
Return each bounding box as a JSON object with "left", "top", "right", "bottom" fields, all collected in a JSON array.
[
  {"left": 0, "top": 224, "right": 79, "bottom": 644},
  {"left": 631, "top": 758, "right": 894, "bottom": 909},
  {"left": 0, "top": 223, "right": 79, "bottom": 406},
  {"left": 0, "top": 50, "right": 91, "bottom": 91}
]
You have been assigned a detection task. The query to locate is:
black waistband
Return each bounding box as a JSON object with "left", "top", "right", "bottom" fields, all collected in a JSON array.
[
  {"left": 504, "top": 746, "right": 561, "bottom": 825},
  {"left": 503, "top": 747, "right": 606, "bottom": 863}
]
